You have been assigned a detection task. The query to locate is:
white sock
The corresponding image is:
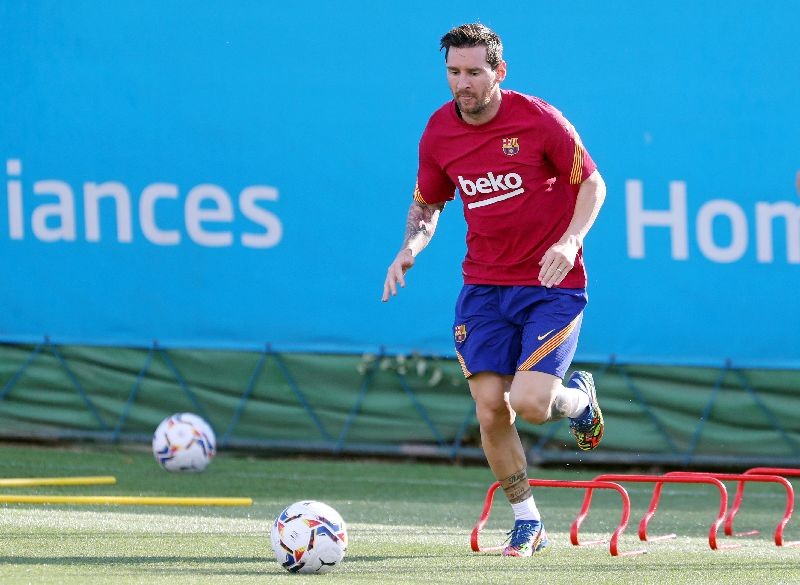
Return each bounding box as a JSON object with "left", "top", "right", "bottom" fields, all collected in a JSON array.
[
  {"left": 511, "top": 497, "right": 541, "bottom": 521},
  {"left": 560, "top": 386, "right": 590, "bottom": 418}
]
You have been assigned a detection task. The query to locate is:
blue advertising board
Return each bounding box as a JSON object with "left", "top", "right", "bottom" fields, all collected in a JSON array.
[{"left": 1, "top": 1, "right": 798, "bottom": 367}]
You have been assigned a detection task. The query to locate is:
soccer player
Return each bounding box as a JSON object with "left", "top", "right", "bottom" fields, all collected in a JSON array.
[{"left": 381, "top": 23, "right": 606, "bottom": 557}]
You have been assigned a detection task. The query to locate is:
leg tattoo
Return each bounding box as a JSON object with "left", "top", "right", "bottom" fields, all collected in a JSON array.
[{"left": 500, "top": 467, "right": 531, "bottom": 504}]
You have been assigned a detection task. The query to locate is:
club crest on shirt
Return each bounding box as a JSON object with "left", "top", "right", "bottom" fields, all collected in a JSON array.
[
  {"left": 454, "top": 324, "right": 467, "bottom": 343},
  {"left": 502, "top": 137, "right": 519, "bottom": 156}
]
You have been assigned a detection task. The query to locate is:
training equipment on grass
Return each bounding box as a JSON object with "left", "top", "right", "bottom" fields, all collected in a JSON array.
[
  {"left": 736, "top": 467, "right": 800, "bottom": 546},
  {"left": 658, "top": 471, "right": 797, "bottom": 547},
  {"left": 0, "top": 495, "right": 252, "bottom": 506},
  {"left": 471, "top": 478, "right": 646, "bottom": 557},
  {"left": 0, "top": 476, "right": 116, "bottom": 487},
  {"left": 271, "top": 500, "right": 348, "bottom": 574},
  {"left": 590, "top": 473, "right": 737, "bottom": 550},
  {"left": 0, "top": 473, "right": 250, "bottom": 506},
  {"left": 152, "top": 412, "right": 216, "bottom": 472}
]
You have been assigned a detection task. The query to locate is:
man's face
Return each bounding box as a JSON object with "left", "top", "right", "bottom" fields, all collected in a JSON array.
[{"left": 445, "top": 46, "right": 505, "bottom": 118}]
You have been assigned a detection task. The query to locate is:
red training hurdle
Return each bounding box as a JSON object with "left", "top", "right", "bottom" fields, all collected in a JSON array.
[
  {"left": 585, "top": 474, "right": 737, "bottom": 550},
  {"left": 738, "top": 467, "right": 800, "bottom": 535},
  {"left": 658, "top": 471, "right": 796, "bottom": 547},
  {"left": 471, "top": 478, "right": 646, "bottom": 557}
]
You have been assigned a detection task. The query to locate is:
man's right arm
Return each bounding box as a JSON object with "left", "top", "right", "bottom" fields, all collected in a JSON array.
[{"left": 381, "top": 200, "right": 444, "bottom": 302}]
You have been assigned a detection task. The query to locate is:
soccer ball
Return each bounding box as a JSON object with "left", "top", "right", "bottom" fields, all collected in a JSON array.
[
  {"left": 151, "top": 412, "right": 216, "bottom": 472},
  {"left": 271, "top": 500, "right": 348, "bottom": 573}
]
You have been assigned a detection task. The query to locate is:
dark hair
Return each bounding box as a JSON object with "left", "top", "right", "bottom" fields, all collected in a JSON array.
[{"left": 440, "top": 23, "right": 503, "bottom": 70}]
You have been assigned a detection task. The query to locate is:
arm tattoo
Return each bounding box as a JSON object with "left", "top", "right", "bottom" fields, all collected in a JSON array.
[
  {"left": 403, "top": 201, "right": 443, "bottom": 257},
  {"left": 500, "top": 467, "right": 532, "bottom": 504}
]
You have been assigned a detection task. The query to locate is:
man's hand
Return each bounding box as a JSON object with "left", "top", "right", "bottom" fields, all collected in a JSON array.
[
  {"left": 382, "top": 249, "right": 416, "bottom": 301},
  {"left": 539, "top": 170, "right": 605, "bottom": 288},
  {"left": 381, "top": 200, "right": 443, "bottom": 302},
  {"left": 538, "top": 236, "right": 580, "bottom": 288}
]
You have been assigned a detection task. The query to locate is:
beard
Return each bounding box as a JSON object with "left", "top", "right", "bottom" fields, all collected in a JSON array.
[
  {"left": 454, "top": 84, "right": 496, "bottom": 116},
  {"left": 453, "top": 81, "right": 498, "bottom": 116}
]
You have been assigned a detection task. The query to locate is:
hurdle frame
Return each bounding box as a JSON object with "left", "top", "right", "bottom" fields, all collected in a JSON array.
[
  {"left": 660, "top": 471, "right": 796, "bottom": 546},
  {"left": 736, "top": 467, "right": 800, "bottom": 547},
  {"left": 471, "top": 478, "right": 646, "bottom": 557},
  {"left": 589, "top": 473, "right": 737, "bottom": 550}
]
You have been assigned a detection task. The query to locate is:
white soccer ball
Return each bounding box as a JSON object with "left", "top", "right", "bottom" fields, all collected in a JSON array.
[
  {"left": 151, "top": 412, "right": 216, "bottom": 472},
  {"left": 271, "top": 500, "right": 348, "bottom": 574}
]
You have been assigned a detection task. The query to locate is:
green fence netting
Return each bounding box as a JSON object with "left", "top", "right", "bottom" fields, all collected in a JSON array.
[{"left": 1, "top": 340, "right": 799, "bottom": 468}]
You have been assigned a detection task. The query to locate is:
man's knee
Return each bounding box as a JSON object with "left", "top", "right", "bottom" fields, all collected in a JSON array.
[
  {"left": 508, "top": 371, "right": 561, "bottom": 425},
  {"left": 475, "top": 395, "right": 514, "bottom": 430},
  {"left": 508, "top": 392, "right": 550, "bottom": 424},
  {"left": 468, "top": 373, "right": 515, "bottom": 431}
]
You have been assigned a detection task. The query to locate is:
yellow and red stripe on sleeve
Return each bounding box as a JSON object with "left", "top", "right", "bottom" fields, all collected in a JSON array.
[
  {"left": 569, "top": 140, "right": 585, "bottom": 185},
  {"left": 413, "top": 180, "right": 429, "bottom": 204}
]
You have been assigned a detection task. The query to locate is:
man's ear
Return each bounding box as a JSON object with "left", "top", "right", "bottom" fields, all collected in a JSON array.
[{"left": 495, "top": 60, "right": 507, "bottom": 83}]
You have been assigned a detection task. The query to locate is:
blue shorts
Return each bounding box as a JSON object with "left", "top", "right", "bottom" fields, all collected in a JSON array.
[{"left": 453, "top": 285, "right": 587, "bottom": 379}]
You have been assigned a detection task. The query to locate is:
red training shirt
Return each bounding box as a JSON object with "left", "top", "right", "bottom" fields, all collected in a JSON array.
[{"left": 414, "top": 89, "right": 597, "bottom": 288}]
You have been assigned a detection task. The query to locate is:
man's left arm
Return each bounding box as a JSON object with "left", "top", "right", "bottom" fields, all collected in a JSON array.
[{"left": 538, "top": 170, "right": 606, "bottom": 287}]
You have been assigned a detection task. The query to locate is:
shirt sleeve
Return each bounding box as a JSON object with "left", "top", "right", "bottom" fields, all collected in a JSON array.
[
  {"left": 414, "top": 127, "right": 456, "bottom": 205},
  {"left": 539, "top": 102, "right": 597, "bottom": 185}
]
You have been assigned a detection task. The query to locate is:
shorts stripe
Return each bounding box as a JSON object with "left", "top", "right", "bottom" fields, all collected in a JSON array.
[
  {"left": 517, "top": 315, "right": 580, "bottom": 371},
  {"left": 455, "top": 350, "right": 472, "bottom": 378}
]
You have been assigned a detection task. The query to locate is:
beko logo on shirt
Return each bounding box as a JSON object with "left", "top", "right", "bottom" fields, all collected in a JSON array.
[{"left": 457, "top": 172, "right": 525, "bottom": 209}]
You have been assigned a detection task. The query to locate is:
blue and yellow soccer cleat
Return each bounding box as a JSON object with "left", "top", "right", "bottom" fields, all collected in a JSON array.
[
  {"left": 502, "top": 519, "right": 551, "bottom": 557},
  {"left": 567, "top": 370, "right": 604, "bottom": 451}
]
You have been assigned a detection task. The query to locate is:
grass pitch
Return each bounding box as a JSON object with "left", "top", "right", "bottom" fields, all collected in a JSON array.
[{"left": 0, "top": 443, "right": 798, "bottom": 584}]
